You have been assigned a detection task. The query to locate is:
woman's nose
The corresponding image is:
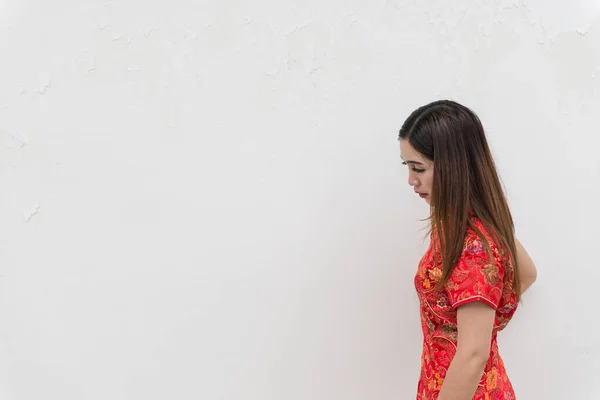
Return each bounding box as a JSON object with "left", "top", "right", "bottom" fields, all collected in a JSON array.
[{"left": 408, "top": 175, "right": 418, "bottom": 187}]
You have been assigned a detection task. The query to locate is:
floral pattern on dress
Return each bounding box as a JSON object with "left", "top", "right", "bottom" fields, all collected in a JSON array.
[{"left": 414, "top": 217, "right": 519, "bottom": 399}]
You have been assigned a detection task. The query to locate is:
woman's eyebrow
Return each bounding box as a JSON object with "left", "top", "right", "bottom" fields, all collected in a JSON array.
[{"left": 401, "top": 158, "right": 425, "bottom": 166}]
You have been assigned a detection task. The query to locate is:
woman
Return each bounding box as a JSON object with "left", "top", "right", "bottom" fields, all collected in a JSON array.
[{"left": 398, "top": 100, "right": 537, "bottom": 399}]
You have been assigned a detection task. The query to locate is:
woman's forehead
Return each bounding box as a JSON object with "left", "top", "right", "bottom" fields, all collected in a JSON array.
[{"left": 400, "top": 140, "right": 429, "bottom": 164}]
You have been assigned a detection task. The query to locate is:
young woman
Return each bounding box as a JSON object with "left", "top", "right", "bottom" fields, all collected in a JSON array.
[{"left": 398, "top": 100, "right": 537, "bottom": 399}]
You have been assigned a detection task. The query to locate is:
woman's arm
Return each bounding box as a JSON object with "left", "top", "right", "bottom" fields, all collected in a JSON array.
[
  {"left": 516, "top": 238, "right": 537, "bottom": 294},
  {"left": 437, "top": 302, "right": 495, "bottom": 400}
]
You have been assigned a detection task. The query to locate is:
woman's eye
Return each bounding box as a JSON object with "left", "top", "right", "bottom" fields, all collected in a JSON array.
[{"left": 402, "top": 162, "right": 425, "bottom": 173}]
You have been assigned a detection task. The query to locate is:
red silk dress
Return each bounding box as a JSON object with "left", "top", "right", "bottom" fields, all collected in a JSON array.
[{"left": 415, "top": 217, "right": 519, "bottom": 399}]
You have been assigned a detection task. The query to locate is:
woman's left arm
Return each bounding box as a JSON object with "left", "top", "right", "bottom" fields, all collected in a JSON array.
[{"left": 437, "top": 301, "right": 495, "bottom": 400}]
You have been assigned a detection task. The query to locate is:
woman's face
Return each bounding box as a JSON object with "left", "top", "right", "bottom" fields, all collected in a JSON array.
[{"left": 400, "top": 139, "right": 434, "bottom": 205}]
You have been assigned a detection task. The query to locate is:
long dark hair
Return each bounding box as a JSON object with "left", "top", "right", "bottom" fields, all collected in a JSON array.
[{"left": 398, "top": 100, "right": 521, "bottom": 300}]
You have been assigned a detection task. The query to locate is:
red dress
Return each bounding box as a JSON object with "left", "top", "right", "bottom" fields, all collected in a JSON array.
[{"left": 415, "top": 217, "right": 519, "bottom": 399}]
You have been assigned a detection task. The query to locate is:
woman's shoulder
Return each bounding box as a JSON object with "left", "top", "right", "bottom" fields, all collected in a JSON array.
[
  {"left": 466, "top": 214, "right": 494, "bottom": 238},
  {"left": 464, "top": 215, "right": 500, "bottom": 254}
]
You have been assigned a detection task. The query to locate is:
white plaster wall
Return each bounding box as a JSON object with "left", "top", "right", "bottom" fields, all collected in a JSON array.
[{"left": 0, "top": 1, "right": 598, "bottom": 399}]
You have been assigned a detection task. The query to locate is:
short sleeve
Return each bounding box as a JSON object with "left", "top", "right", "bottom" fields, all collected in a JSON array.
[{"left": 445, "top": 233, "right": 504, "bottom": 310}]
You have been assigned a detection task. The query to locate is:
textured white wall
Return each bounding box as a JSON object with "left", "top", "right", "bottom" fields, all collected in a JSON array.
[{"left": 0, "top": 1, "right": 598, "bottom": 399}]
